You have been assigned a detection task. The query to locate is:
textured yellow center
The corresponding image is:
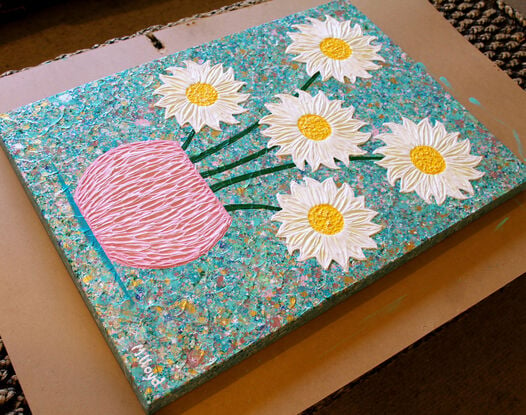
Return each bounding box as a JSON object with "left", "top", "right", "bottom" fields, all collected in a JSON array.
[
  {"left": 308, "top": 204, "right": 344, "bottom": 235},
  {"left": 320, "top": 37, "right": 352, "bottom": 60},
  {"left": 185, "top": 83, "right": 218, "bottom": 106},
  {"left": 410, "top": 145, "right": 446, "bottom": 174},
  {"left": 297, "top": 114, "right": 332, "bottom": 141}
]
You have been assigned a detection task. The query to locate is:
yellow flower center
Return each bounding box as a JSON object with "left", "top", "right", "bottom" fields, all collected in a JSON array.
[
  {"left": 308, "top": 204, "right": 344, "bottom": 235},
  {"left": 320, "top": 37, "right": 352, "bottom": 60},
  {"left": 185, "top": 83, "right": 218, "bottom": 106},
  {"left": 297, "top": 114, "right": 332, "bottom": 141},
  {"left": 410, "top": 145, "right": 446, "bottom": 175}
]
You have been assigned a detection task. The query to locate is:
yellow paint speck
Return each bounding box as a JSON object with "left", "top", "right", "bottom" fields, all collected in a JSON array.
[{"left": 180, "top": 299, "right": 196, "bottom": 314}]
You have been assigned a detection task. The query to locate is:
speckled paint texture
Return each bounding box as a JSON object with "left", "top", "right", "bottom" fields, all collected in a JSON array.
[{"left": 1, "top": 1, "right": 525, "bottom": 413}]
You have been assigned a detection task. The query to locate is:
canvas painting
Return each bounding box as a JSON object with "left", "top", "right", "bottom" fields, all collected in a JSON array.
[{"left": 1, "top": 1, "right": 525, "bottom": 412}]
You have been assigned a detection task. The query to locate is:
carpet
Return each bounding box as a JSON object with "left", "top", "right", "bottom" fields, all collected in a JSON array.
[{"left": 0, "top": 1, "right": 524, "bottom": 414}]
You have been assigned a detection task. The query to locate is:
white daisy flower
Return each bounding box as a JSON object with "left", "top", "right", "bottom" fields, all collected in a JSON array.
[
  {"left": 259, "top": 90, "right": 370, "bottom": 171},
  {"left": 272, "top": 177, "right": 382, "bottom": 271},
  {"left": 374, "top": 117, "right": 485, "bottom": 205},
  {"left": 286, "top": 15, "right": 384, "bottom": 83},
  {"left": 153, "top": 60, "right": 250, "bottom": 132}
]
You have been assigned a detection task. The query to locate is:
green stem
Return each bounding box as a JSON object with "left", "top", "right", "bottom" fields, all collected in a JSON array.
[
  {"left": 181, "top": 129, "right": 196, "bottom": 150},
  {"left": 225, "top": 204, "right": 281, "bottom": 212},
  {"left": 349, "top": 154, "right": 384, "bottom": 161},
  {"left": 189, "top": 72, "right": 320, "bottom": 164},
  {"left": 204, "top": 153, "right": 383, "bottom": 179},
  {"left": 210, "top": 154, "right": 383, "bottom": 193},
  {"left": 211, "top": 162, "right": 296, "bottom": 192},
  {"left": 190, "top": 122, "right": 259, "bottom": 163},
  {"left": 200, "top": 146, "right": 275, "bottom": 178},
  {"left": 298, "top": 71, "right": 320, "bottom": 92}
]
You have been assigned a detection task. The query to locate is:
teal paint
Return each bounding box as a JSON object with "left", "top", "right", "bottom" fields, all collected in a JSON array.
[
  {"left": 1, "top": 1, "right": 525, "bottom": 411},
  {"left": 495, "top": 216, "right": 510, "bottom": 231},
  {"left": 512, "top": 130, "right": 525, "bottom": 160},
  {"left": 362, "top": 294, "right": 408, "bottom": 323},
  {"left": 439, "top": 76, "right": 452, "bottom": 88},
  {"left": 53, "top": 165, "right": 135, "bottom": 303},
  {"left": 318, "top": 293, "right": 408, "bottom": 359}
]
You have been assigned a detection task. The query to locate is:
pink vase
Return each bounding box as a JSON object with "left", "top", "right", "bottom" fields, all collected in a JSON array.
[{"left": 74, "top": 140, "right": 232, "bottom": 269}]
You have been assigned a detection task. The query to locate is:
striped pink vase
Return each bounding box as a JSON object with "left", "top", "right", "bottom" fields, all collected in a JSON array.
[{"left": 74, "top": 140, "right": 232, "bottom": 269}]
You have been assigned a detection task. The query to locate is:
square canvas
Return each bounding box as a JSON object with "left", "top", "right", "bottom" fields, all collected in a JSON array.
[{"left": 1, "top": 1, "right": 525, "bottom": 412}]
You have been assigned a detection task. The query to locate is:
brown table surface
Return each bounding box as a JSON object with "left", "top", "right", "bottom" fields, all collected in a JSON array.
[{"left": 0, "top": 1, "right": 525, "bottom": 414}]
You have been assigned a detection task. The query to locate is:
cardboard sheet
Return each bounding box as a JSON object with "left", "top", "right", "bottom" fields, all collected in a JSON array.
[{"left": 0, "top": 0, "right": 524, "bottom": 414}]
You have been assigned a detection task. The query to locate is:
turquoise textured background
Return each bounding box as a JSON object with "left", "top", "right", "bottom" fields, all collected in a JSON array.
[{"left": 1, "top": 1, "right": 525, "bottom": 412}]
